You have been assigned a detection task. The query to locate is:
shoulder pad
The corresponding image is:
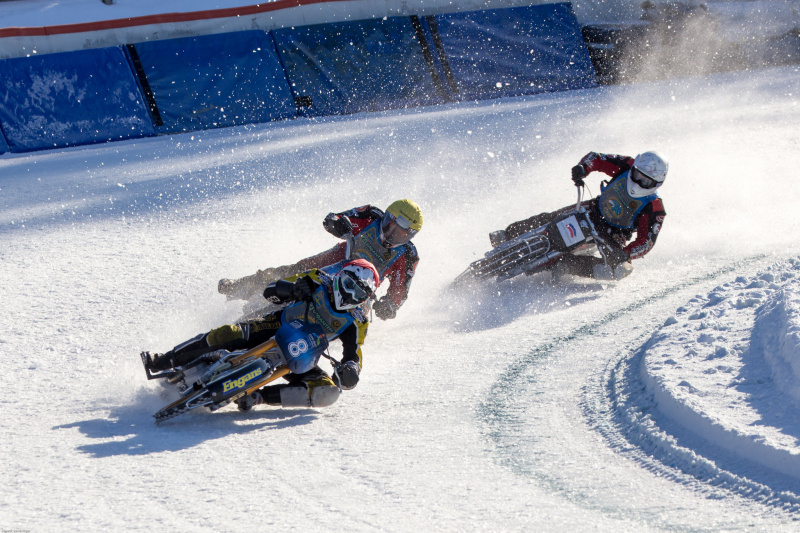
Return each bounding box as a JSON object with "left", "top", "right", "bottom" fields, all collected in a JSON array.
[
  {"left": 346, "top": 205, "right": 384, "bottom": 221},
  {"left": 649, "top": 197, "right": 665, "bottom": 213}
]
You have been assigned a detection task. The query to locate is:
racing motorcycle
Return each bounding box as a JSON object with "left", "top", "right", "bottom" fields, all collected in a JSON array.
[
  {"left": 454, "top": 187, "right": 616, "bottom": 284},
  {"left": 144, "top": 318, "right": 335, "bottom": 423}
]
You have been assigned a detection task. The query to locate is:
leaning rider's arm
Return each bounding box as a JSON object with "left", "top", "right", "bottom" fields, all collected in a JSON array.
[
  {"left": 383, "top": 242, "right": 420, "bottom": 308},
  {"left": 337, "top": 320, "right": 367, "bottom": 368},
  {"left": 577, "top": 152, "right": 635, "bottom": 179},
  {"left": 263, "top": 271, "right": 321, "bottom": 302},
  {"left": 624, "top": 199, "right": 666, "bottom": 260},
  {"left": 338, "top": 205, "right": 384, "bottom": 231},
  {"left": 322, "top": 205, "right": 383, "bottom": 238}
]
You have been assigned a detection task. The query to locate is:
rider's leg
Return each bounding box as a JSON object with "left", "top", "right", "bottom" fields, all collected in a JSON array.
[
  {"left": 218, "top": 243, "right": 346, "bottom": 300},
  {"left": 145, "top": 314, "right": 281, "bottom": 371},
  {"left": 491, "top": 212, "right": 554, "bottom": 247},
  {"left": 252, "top": 367, "right": 341, "bottom": 408},
  {"left": 496, "top": 200, "right": 596, "bottom": 245}
]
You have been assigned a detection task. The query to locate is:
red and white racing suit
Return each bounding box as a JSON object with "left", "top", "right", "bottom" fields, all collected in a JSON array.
[
  {"left": 262, "top": 205, "right": 420, "bottom": 317},
  {"left": 503, "top": 152, "right": 666, "bottom": 276}
]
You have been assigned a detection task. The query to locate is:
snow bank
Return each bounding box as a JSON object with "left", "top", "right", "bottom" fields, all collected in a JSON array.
[
  {"left": 642, "top": 257, "right": 800, "bottom": 479},
  {"left": 753, "top": 277, "right": 800, "bottom": 401}
]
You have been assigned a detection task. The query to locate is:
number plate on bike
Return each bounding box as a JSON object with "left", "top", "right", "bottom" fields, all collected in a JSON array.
[{"left": 556, "top": 215, "right": 585, "bottom": 247}]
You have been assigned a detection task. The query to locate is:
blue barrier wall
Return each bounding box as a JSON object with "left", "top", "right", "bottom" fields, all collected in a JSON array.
[
  {"left": 428, "top": 3, "right": 596, "bottom": 101},
  {"left": 128, "top": 30, "right": 296, "bottom": 134},
  {"left": 0, "top": 46, "right": 155, "bottom": 153},
  {"left": 273, "top": 17, "right": 446, "bottom": 117},
  {"left": 0, "top": 124, "right": 9, "bottom": 154},
  {"left": 0, "top": 3, "right": 599, "bottom": 153}
]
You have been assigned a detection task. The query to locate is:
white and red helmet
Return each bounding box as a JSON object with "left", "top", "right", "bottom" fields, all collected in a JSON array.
[
  {"left": 628, "top": 151, "right": 668, "bottom": 198},
  {"left": 332, "top": 259, "right": 380, "bottom": 310}
]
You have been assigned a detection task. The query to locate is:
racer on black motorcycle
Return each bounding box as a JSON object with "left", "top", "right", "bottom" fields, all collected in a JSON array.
[{"left": 489, "top": 151, "right": 668, "bottom": 280}]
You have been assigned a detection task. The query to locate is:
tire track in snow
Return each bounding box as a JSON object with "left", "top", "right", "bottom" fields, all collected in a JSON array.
[
  {"left": 479, "top": 254, "right": 800, "bottom": 520},
  {"left": 586, "top": 330, "right": 800, "bottom": 514}
]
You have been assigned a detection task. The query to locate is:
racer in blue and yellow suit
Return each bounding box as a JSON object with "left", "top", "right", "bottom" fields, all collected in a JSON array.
[{"left": 144, "top": 265, "right": 374, "bottom": 409}]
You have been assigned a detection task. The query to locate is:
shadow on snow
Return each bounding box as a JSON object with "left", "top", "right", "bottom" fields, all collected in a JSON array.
[
  {"left": 53, "top": 402, "right": 319, "bottom": 458},
  {"left": 443, "top": 272, "right": 608, "bottom": 332}
]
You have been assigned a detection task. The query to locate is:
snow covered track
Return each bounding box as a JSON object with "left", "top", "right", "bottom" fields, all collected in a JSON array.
[
  {"left": 3, "top": 65, "right": 800, "bottom": 530},
  {"left": 599, "top": 332, "right": 800, "bottom": 515},
  {"left": 607, "top": 257, "right": 800, "bottom": 509},
  {"left": 479, "top": 255, "right": 800, "bottom": 525}
]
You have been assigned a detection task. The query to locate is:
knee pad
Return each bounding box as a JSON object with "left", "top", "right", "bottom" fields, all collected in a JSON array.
[
  {"left": 173, "top": 332, "right": 206, "bottom": 353},
  {"left": 309, "top": 384, "right": 341, "bottom": 407},
  {"left": 279, "top": 376, "right": 340, "bottom": 408},
  {"left": 206, "top": 324, "right": 244, "bottom": 347},
  {"left": 592, "top": 261, "right": 634, "bottom": 281},
  {"left": 614, "top": 261, "right": 634, "bottom": 279}
]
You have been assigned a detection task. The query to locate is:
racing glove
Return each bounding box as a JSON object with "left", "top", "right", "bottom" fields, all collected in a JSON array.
[
  {"left": 334, "top": 360, "right": 360, "bottom": 390},
  {"left": 571, "top": 164, "right": 586, "bottom": 187},
  {"left": 290, "top": 276, "right": 316, "bottom": 301},
  {"left": 264, "top": 280, "right": 290, "bottom": 302},
  {"left": 373, "top": 297, "right": 398, "bottom": 320},
  {"left": 322, "top": 213, "right": 353, "bottom": 238}
]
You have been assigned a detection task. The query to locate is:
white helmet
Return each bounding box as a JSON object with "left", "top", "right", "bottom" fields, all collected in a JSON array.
[
  {"left": 628, "top": 151, "right": 668, "bottom": 198},
  {"left": 332, "top": 259, "right": 380, "bottom": 311}
]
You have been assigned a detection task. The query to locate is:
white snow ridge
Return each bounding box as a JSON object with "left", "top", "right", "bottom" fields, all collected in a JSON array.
[{"left": 625, "top": 257, "right": 800, "bottom": 511}]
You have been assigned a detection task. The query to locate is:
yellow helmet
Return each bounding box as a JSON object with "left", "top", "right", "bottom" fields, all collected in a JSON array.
[{"left": 381, "top": 199, "right": 422, "bottom": 247}]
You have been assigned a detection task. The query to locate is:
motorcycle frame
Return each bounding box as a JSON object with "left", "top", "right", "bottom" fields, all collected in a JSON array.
[{"left": 463, "top": 185, "right": 613, "bottom": 282}]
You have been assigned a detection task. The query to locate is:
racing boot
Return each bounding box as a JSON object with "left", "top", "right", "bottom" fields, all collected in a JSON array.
[
  {"left": 489, "top": 230, "right": 507, "bottom": 248},
  {"left": 141, "top": 351, "right": 176, "bottom": 372},
  {"left": 143, "top": 332, "right": 218, "bottom": 373},
  {"left": 218, "top": 268, "right": 277, "bottom": 301}
]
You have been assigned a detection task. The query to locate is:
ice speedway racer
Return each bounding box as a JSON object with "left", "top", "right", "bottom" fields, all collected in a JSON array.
[
  {"left": 454, "top": 186, "right": 622, "bottom": 284},
  {"left": 456, "top": 151, "right": 668, "bottom": 284},
  {"left": 142, "top": 260, "right": 380, "bottom": 423}
]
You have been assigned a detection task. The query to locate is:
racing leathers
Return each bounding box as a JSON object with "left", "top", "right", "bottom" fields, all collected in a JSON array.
[
  {"left": 219, "top": 205, "right": 420, "bottom": 320},
  {"left": 145, "top": 269, "right": 369, "bottom": 409},
  {"left": 498, "top": 152, "right": 666, "bottom": 279}
]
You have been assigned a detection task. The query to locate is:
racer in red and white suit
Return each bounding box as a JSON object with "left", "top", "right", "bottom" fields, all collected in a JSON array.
[
  {"left": 219, "top": 200, "right": 422, "bottom": 320},
  {"left": 490, "top": 151, "right": 668, "bottom": 279}
]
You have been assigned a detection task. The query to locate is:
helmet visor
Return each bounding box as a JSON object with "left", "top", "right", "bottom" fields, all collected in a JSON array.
[
  {"left": 630, "top": 167, "right": 659, "bottom": 190},
  {"left": 381, "top": 212, "right": 418, "bottom": 247},
  {"left": 339, "top": 270, "right": 374, "bottom": 306}
]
